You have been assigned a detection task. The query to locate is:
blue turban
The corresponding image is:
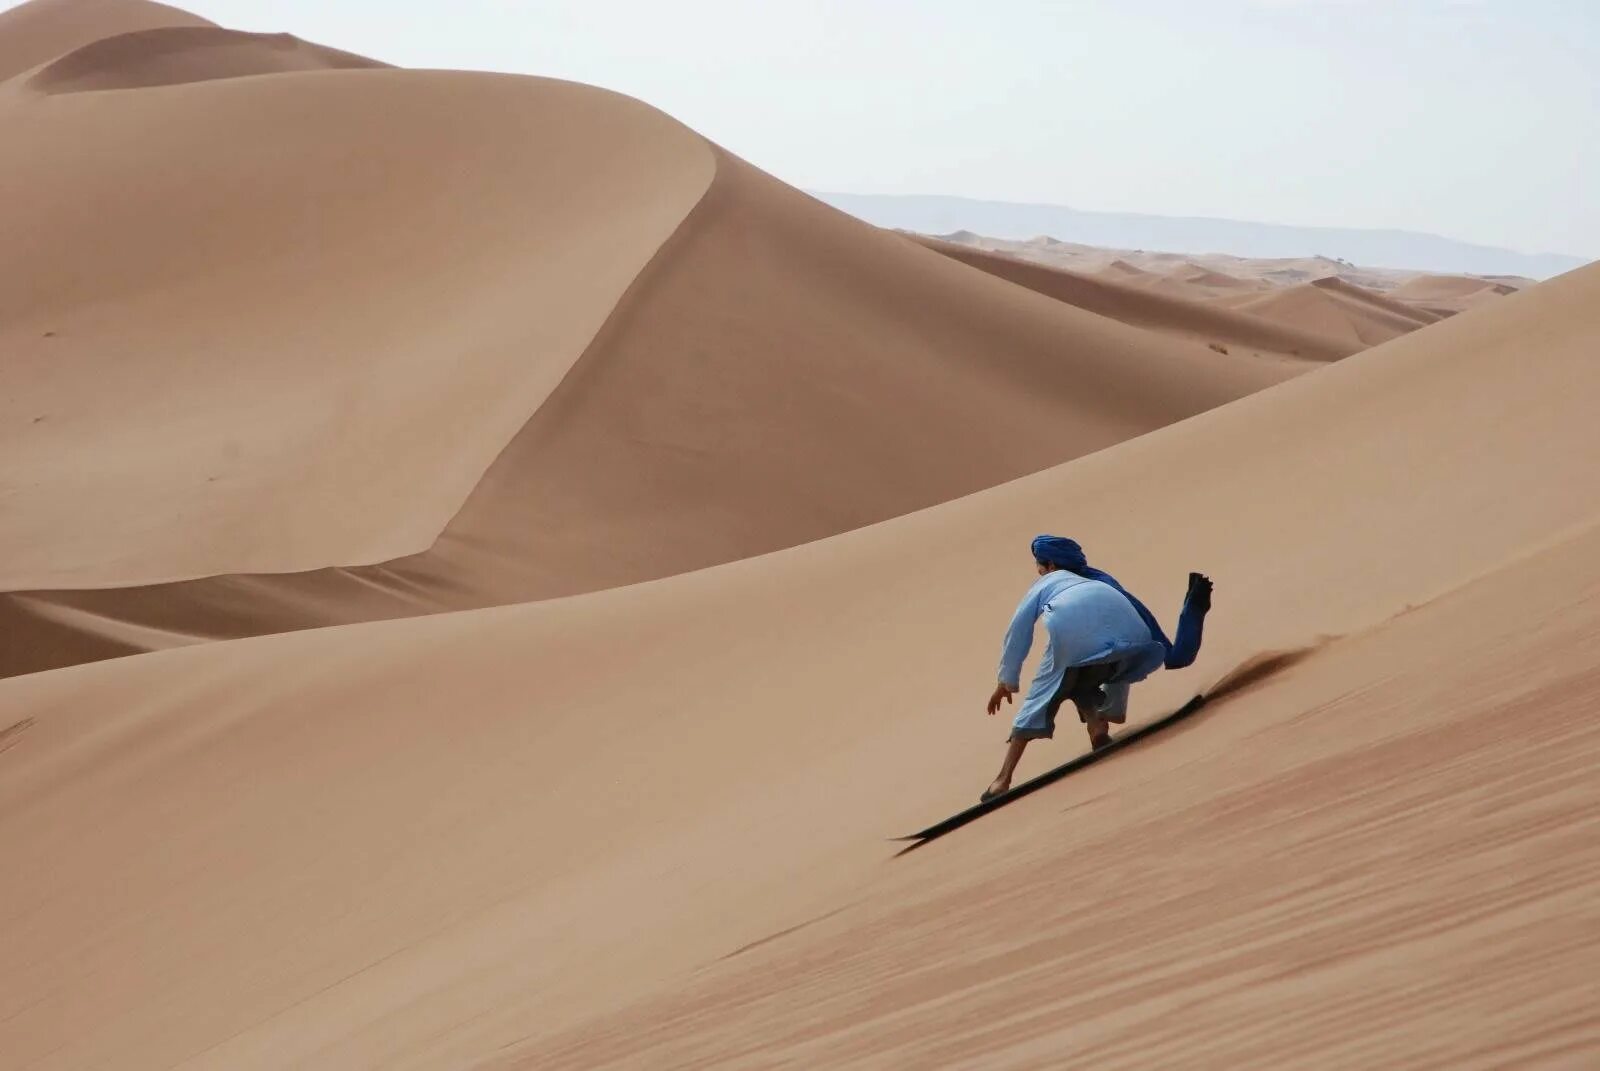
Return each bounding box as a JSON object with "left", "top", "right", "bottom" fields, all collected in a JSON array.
[{"left": 1030, "top": 535, "right": 1087, "bottom": 571}]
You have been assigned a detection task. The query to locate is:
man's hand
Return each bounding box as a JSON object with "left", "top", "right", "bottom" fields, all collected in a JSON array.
[{"left": 987, "top": 682, "right": 1016, "bottom": 716}]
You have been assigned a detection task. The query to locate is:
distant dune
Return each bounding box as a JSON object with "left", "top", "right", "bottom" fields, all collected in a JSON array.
[
  {"left": 1215, "top": 276, "right": 1441, "bottom": 348},
  {"left": 1389, "top": 272, "right": 1523, "bottom": 314},
  {"left": 929, "top": 228, "right": 1532, "bottom": 310},
  {"left": 915, "top": 236, "right": 1352, "bottom": 361},
  {"left": 1172, "top": 261, "right": 1256, "bottom": 289},
  {"left": 818, "top": 191, "right": 1590, "bottom": 279},
  {"left": 1100, "top": 257, "right": 1151, "bottom": 279}
]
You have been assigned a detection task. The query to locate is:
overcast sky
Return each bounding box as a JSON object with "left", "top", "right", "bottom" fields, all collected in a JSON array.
[{"left": 17, "top": 0, "right": 1597, "bottom": 256}]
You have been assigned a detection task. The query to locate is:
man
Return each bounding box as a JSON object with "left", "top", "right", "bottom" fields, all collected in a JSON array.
[{"left": 982, "top": 535, "right": 1212, "bottom": 801}]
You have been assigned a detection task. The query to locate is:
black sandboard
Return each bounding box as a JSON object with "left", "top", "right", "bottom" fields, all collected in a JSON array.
[{"left": 894, "top": 694, "right": 1208, "bottom": 853}]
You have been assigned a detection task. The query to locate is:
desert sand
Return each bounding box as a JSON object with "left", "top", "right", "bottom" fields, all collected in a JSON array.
[
  {"left": 927, "top": 230, "right": 1535, "bottom": 307},
  {"left": 915, "top": 236, "right": 1355, "bottom": 361},
  {"left": 914, "top": 235, "right": 1500, "bottom": 355},
  {"left": 1, "top": 22, "right": 1302, "bottom": 676},
  {"left": 1210, "top": 277, "right": 1443, "bottom": 349},
  {"left": 1388, "top": 272, "right": 1525, "bottom": 315},
  {"left": 2, "top": 2, "right": 1597, "bottom": 1069}
]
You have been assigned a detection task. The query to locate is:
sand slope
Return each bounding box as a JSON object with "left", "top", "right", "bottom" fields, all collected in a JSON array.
[
  {"left": 1, "top": 137, "right": 1301, "bottom": 676},
  {"left": 0, "top": 0, "right": 210, "bottom": 81},
  {"left": 917, "top": 236, "right": 1353, "bottom": 360},
  {"left": 1215, "top": 276, "right": 1442, "bottom": 347},
  {"left": 0, "top": 69, "right": 716, "bottom": 589},
  {"left": 2, "top": 256, "right": 1596, "bottom": 1069},
  {"left": 506, "top": 525, "right": 1600, "bottom": 1069}
]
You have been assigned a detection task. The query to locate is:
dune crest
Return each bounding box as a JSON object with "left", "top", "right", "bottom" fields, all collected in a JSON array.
[
  {"left": 0, "top": 0, "right": 211, "bottom": 82},
  {"left": 1391, "top": 272, "right": 1514, "bottom": 302},
  {"left": 1099, "top": 258, "right": 1150, "bottom": 278},
  {"left": 932, "top": 231, "right": 1544, "bottom": 320},
  {"left": 1215, "top": 275, "right": 1440, "bottom": 346},
  {"left": 917, "top": 236, "right": 1352, "bottom": 360},
  {"left": 1174, "top": 261, "right": 1255, "bottom": 289},
  {"left": 23, "top": 25, "right": 388, "bottom": 93},
  {"left": 0, "top": 70, "right": 716, "bottom": 591},
  {"left": 0, "top": 147, "right": 1300, "bottom": 678}
]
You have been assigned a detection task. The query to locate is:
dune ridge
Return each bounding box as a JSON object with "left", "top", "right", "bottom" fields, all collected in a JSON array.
[
  {"left": 22, "top": 24, "right": 388, "bottom": 93},
  {"left": 1391, "top": 272, "right": 1516, "bottom": 302},
  {"left": 1, "top": 140, "right": 1301, "bottom": 677},
  {"left": 0, "top": 68, "right": 717, "bottom": 591},
  {"left": 0, "top": 0, "right": 210, "bottom": 81},
  {"left": 933, "top": 229, "right": 1538, "bottom": 319},
  {"left": 916, "top": 235, "right": 1353, "bottom": 360},
  {"left": 1172, "top": 261, "right": 1255, "bottom": 289},
  {"left": 1214, "top": 275, "right": 1442, "bottom": 347}
]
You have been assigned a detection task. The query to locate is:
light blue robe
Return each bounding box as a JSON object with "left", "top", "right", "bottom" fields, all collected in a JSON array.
[{"left": 998, "top": 571, "right": 1166, "bottom": 734}]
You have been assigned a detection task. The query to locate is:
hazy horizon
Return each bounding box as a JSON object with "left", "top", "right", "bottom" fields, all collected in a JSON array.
[
  {"left": 813, "top": 190, "right": 1588, "bottom": 277},
  {"left": 6, "top": 0, "right": 1596, "bottom": 258}
]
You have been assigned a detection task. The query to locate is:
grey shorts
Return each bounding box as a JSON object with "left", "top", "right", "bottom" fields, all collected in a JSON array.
[{"left": 1009, "top": 660, "right": 1123, "bottom": 741}]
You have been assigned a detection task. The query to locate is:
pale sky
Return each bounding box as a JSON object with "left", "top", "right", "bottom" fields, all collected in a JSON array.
[{"left": 16, "top": 0, "right": 1599, "bottom": 256}]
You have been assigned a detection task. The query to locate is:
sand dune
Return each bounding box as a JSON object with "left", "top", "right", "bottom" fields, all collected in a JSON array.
[
  {"left": 1172, "top": 260, "right": 1255, "bottom": 289},
  {"left": 21, "top": 25, "right": 387, "bottom": 93},
  {"left": 820, "top": 191, "right": 1588, "bottom": 279},
  {"left": 1390, "top": 272, "right": 1522, "bottom": 315},
  {"left": 2, "top": 105, "right": 1299, "bottom": 676},
  {"left": 0, "top": 69, "right": 716, "bottom": 590},
  {"left": 2, "top": 247, "right": 1596, "bottom": 1068},
  {"left": 1391, "top": 272, "right": 1518, "bottom": 302},
  {"left": 938, "top": 230, "right": 1539, "bottom": 313},
  {"left": 1099, "top": 257, "right": 1151, "bottom": 279},
  {"left": 0, "top": 0, "right": 209, "bottom": 81},
  {"left": 1085, "top": 261, "right": 1233, "bottom": 301},
  {"left": 1099, "top": 265, "right": 1265, "bottom": 304},
  {"left": 1215, "top": 275, "right": 1442, "bottom": 347},
  {"left": 4, "top": 4, "right": 1597, "bottom": 1068},
  {"left": 916, "top": 236, "right": 1353, "bottom": 360}
]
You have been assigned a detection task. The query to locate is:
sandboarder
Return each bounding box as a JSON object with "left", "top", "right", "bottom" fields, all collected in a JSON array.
[{"left": 982, "top": 535, "right": 1212, "bottom": 801}]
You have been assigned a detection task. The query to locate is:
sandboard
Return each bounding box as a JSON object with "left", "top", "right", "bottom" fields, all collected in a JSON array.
[{"left": 894, "top": 694, "right": 1208, "bottom": 853}]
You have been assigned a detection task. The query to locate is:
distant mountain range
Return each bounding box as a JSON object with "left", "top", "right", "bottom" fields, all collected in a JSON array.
[{"left": 811, "top": 193, "right": 1588, "bottom": 280}]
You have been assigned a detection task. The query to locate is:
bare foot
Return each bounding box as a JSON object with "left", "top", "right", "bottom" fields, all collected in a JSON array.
[{"left": 981, "top": 778, "right": 1010, "bottom": 802}]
